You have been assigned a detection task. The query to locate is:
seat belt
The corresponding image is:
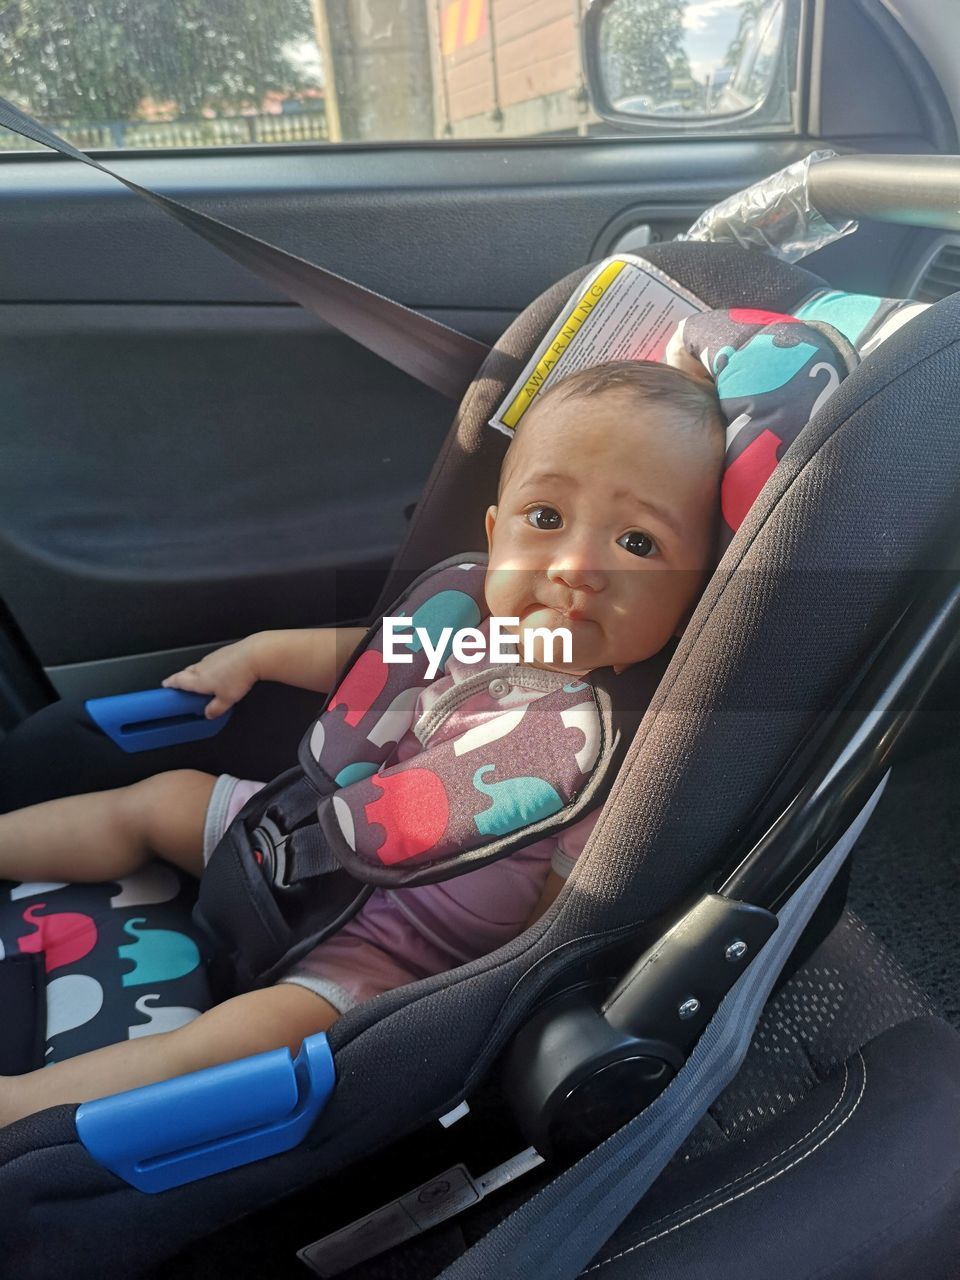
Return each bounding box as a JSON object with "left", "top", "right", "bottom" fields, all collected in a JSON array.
[
  {"left": 0, "top": 96, "right": 491, "bottom": 402},
  {"left": 436, "top": 777, "right": 888, "bottom": 1280}
]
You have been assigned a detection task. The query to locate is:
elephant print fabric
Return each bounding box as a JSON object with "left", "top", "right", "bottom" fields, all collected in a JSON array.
[
  {"left": 0, "top": 861, "right": 210, "bottom": 1063},
  {"left": 670, "top": 308, "right": 859, "bottom": 549},
  {"left": 670, "top": 294, "right": 928, "bottom": 552},
  {"left": 305, "top": 561, "right": 602, "bottom": 879}
]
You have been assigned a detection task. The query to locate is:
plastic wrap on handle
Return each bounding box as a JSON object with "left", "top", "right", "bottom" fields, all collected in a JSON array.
[{"left": 677, "top": 150, "right": 857, "bottom": 263}]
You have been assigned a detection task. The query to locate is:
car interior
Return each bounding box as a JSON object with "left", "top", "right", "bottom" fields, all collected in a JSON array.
[{"left": 1, "top": 1, "right": 960, "bottom": 1277}]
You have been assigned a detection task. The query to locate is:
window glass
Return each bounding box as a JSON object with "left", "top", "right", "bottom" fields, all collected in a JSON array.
[{"left": 0, "top": 0, "right": 801, "bottom": 153}]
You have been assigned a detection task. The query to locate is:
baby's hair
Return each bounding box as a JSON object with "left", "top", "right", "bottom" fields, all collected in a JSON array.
[
  {"left": 534, "top": 359, "right": 723, "bottom": 432},
  {"left": 498, "top": 358, "right": 725, "bottom": 498}
]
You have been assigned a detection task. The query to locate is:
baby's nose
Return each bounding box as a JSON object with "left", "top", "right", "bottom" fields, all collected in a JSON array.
[{"left": 546, "top": 556, "right": 607, "bottom": 594}]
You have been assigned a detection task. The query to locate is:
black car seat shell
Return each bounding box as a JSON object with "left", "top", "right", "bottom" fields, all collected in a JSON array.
[{"left": 2, "top": 242, "right": 960, "bottom": 1279}]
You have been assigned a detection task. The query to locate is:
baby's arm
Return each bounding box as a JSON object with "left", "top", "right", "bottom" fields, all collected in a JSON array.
[
  {"left": 164, "top": 626, "right": 367, "bottom": 718},
  {"left": 0, "top": 984, "right": 337, "bottom": 1129},
  {"left": 252, "top": 627, "right": 367, "bottom": 694}
]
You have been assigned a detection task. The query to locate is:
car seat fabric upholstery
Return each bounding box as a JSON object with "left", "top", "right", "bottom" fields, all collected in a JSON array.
[
  {"left": 436, "top": 911, "right": 955, "bottom": 1280},
  {"left": 679, "top": 910, "right": 935, "bottom": 1160},
  {"left": 0, "top": 873, "right": 214, "bottom": 1066},
  {"left": 559, "top": 1017, "right": 960, "bottom": 1280},
  {"left": 4, "top": 245, "right": 960, "bottom": 1278}
]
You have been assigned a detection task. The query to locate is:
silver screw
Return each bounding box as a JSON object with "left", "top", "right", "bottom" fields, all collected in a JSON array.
[
  {"left": 678, "top": 997, "right": 700, "bottom": 1020},
  {"left": 725, "top": 939, "right": 748, "bottom": 963}
]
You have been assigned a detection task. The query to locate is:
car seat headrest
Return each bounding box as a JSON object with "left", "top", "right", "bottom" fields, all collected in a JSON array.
[
  {"left": 378, "top": 245, "right": 929, "bottom": 614},
  {"left": 657, "top": 290, "right": 929, "bottom": 548},
  {"left": 664, "top": 308, "right": 858, "bottom": 550},
  {"left": 487, "top": 274, "right": 930, "bottom": 558},
  {"left": 489, "top": 287, "right": 859, "bottom": 558}
]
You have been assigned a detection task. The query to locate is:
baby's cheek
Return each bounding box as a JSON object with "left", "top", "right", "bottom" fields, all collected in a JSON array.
[{"left": 484, "top": 568, "right": 521, "bottom": 617}]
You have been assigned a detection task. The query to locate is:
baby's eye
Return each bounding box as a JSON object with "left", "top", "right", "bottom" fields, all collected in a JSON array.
[
  {"left": 526, "top": 506, "right": 562, "bottom": 531},
  {"left": 617, "top": 530, "right": 656, "bottom": 558}
]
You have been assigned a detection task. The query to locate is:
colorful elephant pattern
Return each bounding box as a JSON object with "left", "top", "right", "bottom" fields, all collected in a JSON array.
[
  {"left": 304, "top": 560, "right": 602, "bottom": 875},
  {"left": 677, "top": 293, "right": 927, "bottom": 550},
  {"left": 0, "top": 862, "right": 210, "bottom": 1064}
]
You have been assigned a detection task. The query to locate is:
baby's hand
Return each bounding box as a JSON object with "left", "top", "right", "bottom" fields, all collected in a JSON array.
[{"left": 162, "top": 637, "right": 260, "bottom": 719}]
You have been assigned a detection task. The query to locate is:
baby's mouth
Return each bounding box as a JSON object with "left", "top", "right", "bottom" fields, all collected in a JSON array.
[{"left": 531, "top": 600, "right": 592, "bottom": 624}]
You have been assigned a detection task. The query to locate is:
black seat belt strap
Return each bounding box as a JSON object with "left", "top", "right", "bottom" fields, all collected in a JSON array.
[{"left": 0, "top": 96, "right": 491, "bottom": 402}]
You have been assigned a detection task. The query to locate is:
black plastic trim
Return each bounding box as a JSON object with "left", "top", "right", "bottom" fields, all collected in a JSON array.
[
  {"left": 0, "top": 129, "right": 827, "bottom": 166},
  {"left": 857, "top": 0, "right": 958, "bottom": 154},
  {"left": 903, "top": 233, "right": 960, "bottom": 301},
  {"left": 808, "top": 0, "right": 956, "bottom": 153},
  {"left": 0, "top": 598, "right": 56, "bottom": 730},
  {"left": 721, "top": 568, "right": 960, "bottom": 911}
]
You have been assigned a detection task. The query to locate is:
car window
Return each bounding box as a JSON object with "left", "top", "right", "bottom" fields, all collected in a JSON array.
[
  {"left": 0, "top": 0, "right": 802, "bottom": 153},
  {"left": 736, "top": 1, "right": 785, "bottom": 104}
]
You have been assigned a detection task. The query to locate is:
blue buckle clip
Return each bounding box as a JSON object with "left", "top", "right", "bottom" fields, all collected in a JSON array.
[
  {"left": 76, "top": 1033, "right": 335, "bottom": 1192},
  {"left": 85, "top": 687, "right": 233, "bottom": 753}
]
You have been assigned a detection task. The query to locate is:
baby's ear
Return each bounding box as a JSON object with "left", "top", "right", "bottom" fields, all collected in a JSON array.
[{"left": 484, "top": 505, "right": 498, "bottom": 552}]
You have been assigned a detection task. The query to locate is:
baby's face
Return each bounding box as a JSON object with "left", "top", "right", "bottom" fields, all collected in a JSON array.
[{"left": 484, "top": 388, "right": 723, "bottom": 673}]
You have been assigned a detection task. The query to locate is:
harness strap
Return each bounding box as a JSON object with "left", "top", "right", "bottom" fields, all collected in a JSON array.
[
  {"left": 282, "top": 824, "right": 340, "bottom": 885},
  {"left": 257, "top": 773, "right": 325, "bottom": 830},
  {"left": 0, "top": 95, "right": 490, "bottom": 402},
  {"left": 0, "top": 954, "right": 46, "bottom": 1074}
]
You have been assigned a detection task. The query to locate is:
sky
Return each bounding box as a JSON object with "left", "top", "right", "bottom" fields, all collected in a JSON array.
[{"left": 681, "top": 0, "right": 746, "bottom": 81}]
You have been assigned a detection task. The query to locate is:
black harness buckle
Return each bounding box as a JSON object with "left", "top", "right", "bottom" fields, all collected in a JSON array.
[{"left": 251, "top": 817, "right": 294, "bottom": 892}]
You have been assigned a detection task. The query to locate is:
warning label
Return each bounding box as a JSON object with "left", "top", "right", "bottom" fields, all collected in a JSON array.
[{"left": 490, "top": 255, "right": 705, "bottom": 436}]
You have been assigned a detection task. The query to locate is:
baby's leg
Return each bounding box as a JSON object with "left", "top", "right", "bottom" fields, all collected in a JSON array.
[
  {"left": 1, "top": 983, "right": 339, "bottom": 1127},
  {"left": 0, "top": 769, "right": 216, "bottom": 884}
]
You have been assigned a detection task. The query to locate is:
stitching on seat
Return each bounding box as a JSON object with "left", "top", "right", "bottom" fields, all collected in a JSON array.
[
  {"left": 581, "top": 1050, "right": 867, "bottom": 1273},
  {"left": 611, "top": 1057, "right": 850, "bottom": 1242}
]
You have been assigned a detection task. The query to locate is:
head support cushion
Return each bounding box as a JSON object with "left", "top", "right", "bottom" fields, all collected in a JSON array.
[{"left": 665, "top": 308, "right": 859, "bottom": 549}]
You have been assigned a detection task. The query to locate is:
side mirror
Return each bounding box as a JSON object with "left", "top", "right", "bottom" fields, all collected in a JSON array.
[{"left": 581, "top": 0, "right": 793, "bottom": 131}]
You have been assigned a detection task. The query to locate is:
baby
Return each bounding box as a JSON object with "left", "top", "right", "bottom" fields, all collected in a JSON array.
[{"left": 0, "top": 359, "right": 724, "bottom": 1126}]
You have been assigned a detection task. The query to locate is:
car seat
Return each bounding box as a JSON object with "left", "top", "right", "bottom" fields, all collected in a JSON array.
[{"left": 1, "top": 158, "right": 960, "bottom": 1278}]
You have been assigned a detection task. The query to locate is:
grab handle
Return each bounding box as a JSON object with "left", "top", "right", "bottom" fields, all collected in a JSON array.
[
  {"left": 85, "top": 687, "right": 232, "bottom": 753},
  {"left": 76, "top": 1033, "right": 335, "bottom": 1192}
]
